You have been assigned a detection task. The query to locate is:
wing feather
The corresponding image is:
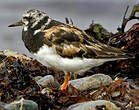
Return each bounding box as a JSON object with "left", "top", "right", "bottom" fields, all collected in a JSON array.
[{"left": 42, "top": 24, "right": 130, "bottom": 59}]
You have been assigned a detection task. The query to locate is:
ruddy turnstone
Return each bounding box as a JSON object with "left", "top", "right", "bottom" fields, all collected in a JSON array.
[{"left": 9, "top": 9, "right": 133, "bottom": 90}]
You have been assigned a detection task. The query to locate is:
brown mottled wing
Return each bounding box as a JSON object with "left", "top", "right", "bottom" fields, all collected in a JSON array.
[{"left": 43, "top": 24, "right": 129, "bottom": 59}]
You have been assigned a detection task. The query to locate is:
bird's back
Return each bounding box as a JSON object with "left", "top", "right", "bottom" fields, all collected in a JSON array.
[{"left": 42, "top": 24, "right": 132, "bottom": 60}]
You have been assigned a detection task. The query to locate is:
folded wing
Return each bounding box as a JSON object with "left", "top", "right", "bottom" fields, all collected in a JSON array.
[{"left": 42, "top": 24, "right": 133, "bottom": 59}]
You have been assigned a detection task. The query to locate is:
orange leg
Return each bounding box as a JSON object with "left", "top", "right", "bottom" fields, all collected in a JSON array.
[{"left": 61, "top": 73, "right": 71, "bottom": 91}]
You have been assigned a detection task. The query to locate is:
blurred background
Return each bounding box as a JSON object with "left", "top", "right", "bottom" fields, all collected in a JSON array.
[{"left": 0, "top": 0, "right": 138, "bottom": 56}]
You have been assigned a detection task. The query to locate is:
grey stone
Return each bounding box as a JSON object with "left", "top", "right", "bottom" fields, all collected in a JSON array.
[
  {"left": 0, "top": 102, "right": 7, "bottom": 110},
  {"left": 69, "top": 74, "right": 112, "bottom": 91},
  {"left": 135, "top": 106, "right": 139, "bottom": 110},
  {"left": 37, "top": 75, "right": 60, "bottom": 90},
  {"left": 4, "top": 99, "right": 38, "bottom": 110},
  {"left": 67, "top": 100, "right": 121, "bottom": 110},
  {"left": 37, "top": 75, "right": 54, "bottom": 87},
  {"left": 34, "top": 76, "right": 43, "bottom": 82}
]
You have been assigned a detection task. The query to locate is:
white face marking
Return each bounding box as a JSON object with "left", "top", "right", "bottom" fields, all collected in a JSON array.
[
  {"left": 23, "top": 26, "right": 28, "bottom": 31},
  {"left": 24, "top": 20, "right": 29, "bottom": 25},
  {"left": 40, "top": 18, "right": 52, "bottom": 30},
  {"left": 23, "top": 13, "right": 30, "bottom": 17},
  {"left": 21, "top": 9, "right": 48, "bottom": 29},
  {"left": 31, "top": 13, "right": 47, "bottom": 28},
  {"left": 34, "top": 29, "right": 41, "bottom": 35},
  {"left": 22, "top": 14, "right": 30, "bottom": 25},
  {"left": 33, "top": 18, "right": 52, "bottom": 35},
  {"left": 45, "top": 18, "right": 51, "bottom": 26},
  {"left": 25, "top": 13, "right": 30, "bottom": 17}
]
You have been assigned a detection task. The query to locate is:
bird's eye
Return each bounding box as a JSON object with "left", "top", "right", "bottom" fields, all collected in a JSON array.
[
  {"left": 38, "top": 13, "right": 41, "bottom": 16},
  {"left": 28, "top": 17, "right": 32, "bottom": 20},
  {"left": 23, "top": 17, "right": 28, "bottom": 19},
  {"left": 23, "top": 17, "right": 32, "bottom": 21}
]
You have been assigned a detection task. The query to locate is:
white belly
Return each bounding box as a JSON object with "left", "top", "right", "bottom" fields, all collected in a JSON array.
[{"left": 34, "top": 45, "right": 107, "bottom": 73}]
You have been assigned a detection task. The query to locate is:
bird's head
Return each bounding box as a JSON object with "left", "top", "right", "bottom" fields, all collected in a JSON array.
[{"left": 9, "top": 9, "right": 48, "bottom": 30}]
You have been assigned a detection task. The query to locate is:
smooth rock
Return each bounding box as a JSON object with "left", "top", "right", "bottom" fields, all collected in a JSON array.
[
  {"left": 34, "top": 76, "right": 43, "bottom": 82},
  {"left": 37, "top": 75, "right": 60, "bottom": 89},
  {"left": 0, "top": 102, "right": 7, "bottom": 110},
  {"left": 135, "top": 106, "right": 139, "bottom": 110},
  {"left": 4, "top": 98, "right": 38, "bottom": 110},
  {"left": 69, "top": 74, "right": 112, "bottom": 91},
  {"left": 67, "top": 100, "right": 121, "bottom": 110}
]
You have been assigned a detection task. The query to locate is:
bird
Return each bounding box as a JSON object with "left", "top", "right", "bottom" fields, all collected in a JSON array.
[{"left": 9, "top": 9, "right": 133, "bottom": 91}]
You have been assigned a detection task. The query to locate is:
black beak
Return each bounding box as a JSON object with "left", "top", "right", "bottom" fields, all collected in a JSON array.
[{"left": 8, "top": 20, "right": 23, "bottom": 27}]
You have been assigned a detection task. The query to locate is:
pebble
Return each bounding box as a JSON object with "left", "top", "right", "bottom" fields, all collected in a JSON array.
[
  {"left": 69, "top": 74, "right": 112, "bottom": 91},
  {"left": 3, "top": 98, "right": 38, "bottom": 110},
  {"left": 67, "top": 100, "right": 121, "bottom": 110},
  {"left": 34, "top": 76, "right": 43, "bottom": 82},
  {"left": 36, "top": 75, "right": 60, "bottom": 89},
  {"left": 135, "top": 106, "right": 139, "bottom": 110}
]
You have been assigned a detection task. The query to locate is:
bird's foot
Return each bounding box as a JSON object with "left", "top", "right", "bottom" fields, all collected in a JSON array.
[{"left": 61, "top": 73, "right": 71, "bottom": 91}]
